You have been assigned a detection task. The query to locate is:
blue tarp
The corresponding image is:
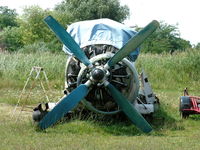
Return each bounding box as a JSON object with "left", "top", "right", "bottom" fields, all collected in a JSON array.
[{"left": 63, "top": 18, "right": 140, "bottom": 61}]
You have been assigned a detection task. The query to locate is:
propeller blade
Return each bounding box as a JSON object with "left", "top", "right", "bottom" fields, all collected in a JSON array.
[
  {"left": 106, "top": 20, "right": 159, "bottom": 68},
  {"left": 44, "top": 15, "right": 92, "bottom": 67},
  {"left": 105, "top": 82, "right": 152, "bottom": 133},
  {"left": 38, "top": 84, "right": 89, "bottom": 130}
]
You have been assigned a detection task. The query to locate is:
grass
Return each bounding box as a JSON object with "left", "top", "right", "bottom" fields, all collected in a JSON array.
[
  {"left": 136, "top": 49, "right": 200, "bottom": 90},
  {"left": 0, "top": 51, "right": 66, "bottom": 89},
  {"left": 1, "top": 49, "right": 200, "bottom": 90},
  {"left": 1, "top": 90, "right": 200, "bottom": 150},
  {"left": 1, "top": 50, "right": 200, "bottom": 149}
]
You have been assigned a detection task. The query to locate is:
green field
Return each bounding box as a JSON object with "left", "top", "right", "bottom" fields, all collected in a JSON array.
[{"left": 1, "top": 50, "right": 200, "bottom": 150}]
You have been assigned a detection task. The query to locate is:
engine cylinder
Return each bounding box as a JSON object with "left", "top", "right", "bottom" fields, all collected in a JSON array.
[{"left": 65, "top": 45, "right": 139, "bottom": 114}]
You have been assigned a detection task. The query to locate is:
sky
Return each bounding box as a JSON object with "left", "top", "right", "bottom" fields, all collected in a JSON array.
[{"left": 0, "top": 0, "right": 199, "bottom": 45}]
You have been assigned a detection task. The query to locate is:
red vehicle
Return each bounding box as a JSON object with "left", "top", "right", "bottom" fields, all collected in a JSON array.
[{"left": 179, "top": 88, "right": 200, "bottom": 118}]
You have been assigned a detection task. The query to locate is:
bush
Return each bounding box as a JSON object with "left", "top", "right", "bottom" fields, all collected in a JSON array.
[
  {"left": 0, "top": 26, "right": 23, "bottom": 51},
  {"left": 18, "top": 41, "right": 62, "bottom": 53}
]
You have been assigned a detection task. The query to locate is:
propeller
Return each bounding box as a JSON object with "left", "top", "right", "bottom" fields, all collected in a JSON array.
[
  {"left": 39, "top": 83, "right": 90, "bottom": 129},
  {"left": 105, "top": 20, "right": 159, "bottom": 69},
  {"left": 105, "top": 82, "right": 152, "bottom": 133},
  {"left": 44, "top": 16, "right": 92, "bottom": 68},
  {"left": 39, "top": 16, "right": 159, "bottom": 132}
]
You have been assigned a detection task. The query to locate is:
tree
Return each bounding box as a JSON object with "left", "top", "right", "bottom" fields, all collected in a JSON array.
[
  {"left": 54, "top": 0, "right": 130, "bottom": 22},
  {"left": 139, "top": 22, "right": 192, "bottom": 54},
  {"left": 18, "top": 5, "right": 75, "bottom": 52},
  {"left": 0, "top": 6, "right": 18, "bottom": 30},
  {"left": 0, "top": 26, "right": 23, "bottom": 51},
  {"left": 195, "top": 43, "right": 200, "bottom": 49},
  {"left": 19, "top": 6, "right": 53, "bottom": 45}
]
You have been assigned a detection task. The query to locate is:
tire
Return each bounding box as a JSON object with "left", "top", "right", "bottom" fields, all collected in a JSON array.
[
  {"left": 181, "top": 112, "right": 189, "bottom": 119},
  {"left": 179, "top": 96, "right": 191, "bottom": 119},
  {"left": 179, "top": 96, "right": 191, "bottom": 111}
]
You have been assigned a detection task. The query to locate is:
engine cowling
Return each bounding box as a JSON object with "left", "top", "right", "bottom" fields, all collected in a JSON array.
[{"left": 64, "top": 45, "right": 139, "bottom": 115}]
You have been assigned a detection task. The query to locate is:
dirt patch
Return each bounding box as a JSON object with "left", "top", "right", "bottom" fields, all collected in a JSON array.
[{"left": 0, "top": 103, "right": 32, "bottom": 121}]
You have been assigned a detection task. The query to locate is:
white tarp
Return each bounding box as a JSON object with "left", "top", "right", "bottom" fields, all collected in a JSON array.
[{"left": 63, "top": 18, "right": 140, "bottom": 61}]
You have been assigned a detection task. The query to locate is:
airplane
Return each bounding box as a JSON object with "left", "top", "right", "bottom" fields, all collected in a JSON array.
[{"left": 33, "top": 15, "right": 159, "bottom": 133}]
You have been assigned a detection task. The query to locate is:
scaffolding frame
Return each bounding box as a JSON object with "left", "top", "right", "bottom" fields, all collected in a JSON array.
[{"left": 12, "top": 66, "right": 51, "bottom": 120}]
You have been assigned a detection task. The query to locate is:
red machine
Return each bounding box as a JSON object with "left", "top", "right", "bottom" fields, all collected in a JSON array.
[{"left": 179, "top": 88, "right": 200, "bottom": 118}]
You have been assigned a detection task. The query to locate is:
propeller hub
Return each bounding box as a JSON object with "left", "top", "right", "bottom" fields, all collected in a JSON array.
[{"left": 91, "top": 68, "right": 105, "bottom": 81}]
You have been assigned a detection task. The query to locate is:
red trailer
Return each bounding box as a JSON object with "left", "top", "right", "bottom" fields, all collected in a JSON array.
[{"left": 179, "top": 88, "right": 200, "bottom": 118}]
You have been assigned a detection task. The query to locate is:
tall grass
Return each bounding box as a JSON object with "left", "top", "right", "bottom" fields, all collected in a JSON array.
[
  {"left": 1, "top": 49, "right": 200, "bottom": 91},
  {"left": 136, "top": 49, "right": 200, "bottom": 91},
  {"left": 1, "top": 49, "right": 200, "bottom": 105},
  {"left": 0, "top": 51, "right": 66, "bottom": 89}
]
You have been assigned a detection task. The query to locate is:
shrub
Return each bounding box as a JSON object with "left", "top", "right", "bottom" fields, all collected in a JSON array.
[
  {"left": 0, "top": 26, "right": 23, "bottom": 51},
  {"left": 18, "top": 41, "right": 62, "bottom": 53}
]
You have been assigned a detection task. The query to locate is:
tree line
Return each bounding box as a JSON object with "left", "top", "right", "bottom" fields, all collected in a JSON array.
[{"left": 0, "top": 0, "right": 198, "bottom": 53}]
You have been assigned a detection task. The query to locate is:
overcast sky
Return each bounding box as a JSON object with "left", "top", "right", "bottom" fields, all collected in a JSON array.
[{"left": 1, "top": 0, "right": 199, "bottom": 45}]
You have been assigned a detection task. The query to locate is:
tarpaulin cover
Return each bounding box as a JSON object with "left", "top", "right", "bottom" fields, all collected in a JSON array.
[{"left": 63, "top": 18, "right": 140, "bottom": 60}]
